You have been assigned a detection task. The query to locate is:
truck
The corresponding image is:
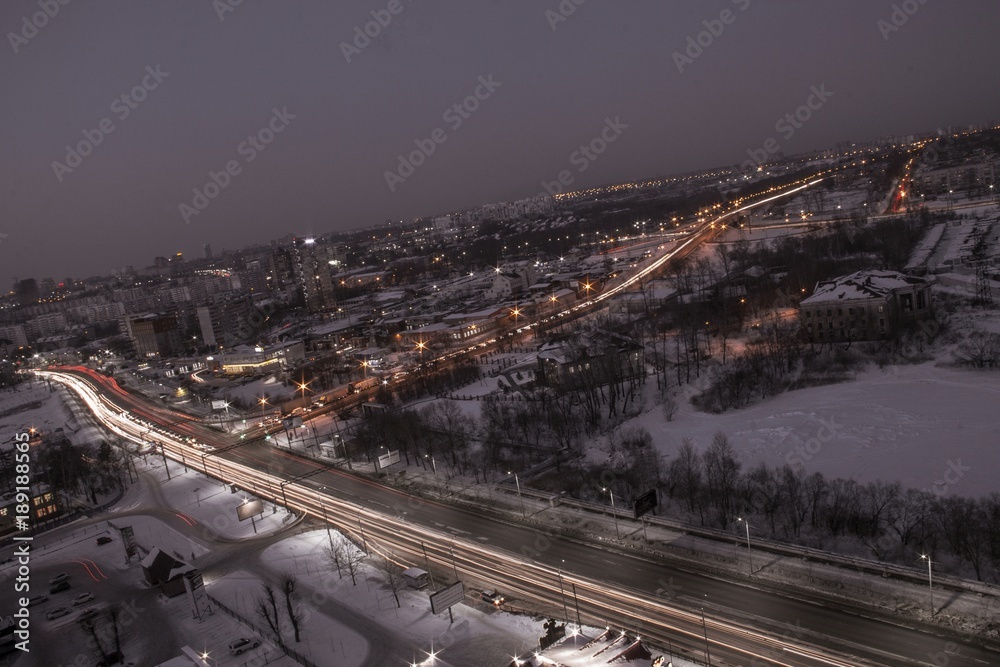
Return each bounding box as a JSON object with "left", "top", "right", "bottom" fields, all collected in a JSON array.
[{"left": 347, "top": 377, "right": 379, "bottom": 394}]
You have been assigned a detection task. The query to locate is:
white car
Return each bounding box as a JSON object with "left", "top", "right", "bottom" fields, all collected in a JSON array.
[
  {"left": 229, "top": 638, "right": 260, "bottom": 655},
  {"left": 71, "top": 592, "right": 94, "bottom": 606},
  {"left": 46, "top": 607, "right": 71, "bottom": 620}
]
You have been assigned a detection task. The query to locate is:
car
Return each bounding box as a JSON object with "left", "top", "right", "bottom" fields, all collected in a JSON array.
[
  {"left": 49, "top": 573, "right": 69, "bottom": 585},
  {"left": 46, "top": 607, "right": 71, "bottom": 620},
  {"left": 72, "top": 592, "right": 94, "bottom": 606},
  {"left": 229, "top": 638, "right": 260, "bottom": 655},
  {"left": 50, "top": 581, "right": 71, "bottom": 594},
  {"left": 27, "top": 595, "right": 48, "bottom": 607},
  {"left": 481, "top": 589, "right": 505, "bottom": 606},
  {"left": 96, "top": 536, "right": 113, "bottom": 546}
]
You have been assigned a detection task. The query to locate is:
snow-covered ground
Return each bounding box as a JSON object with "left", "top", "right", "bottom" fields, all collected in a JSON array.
[{"left": 604, "top": 361, "right": 1000, "bottom": 498}]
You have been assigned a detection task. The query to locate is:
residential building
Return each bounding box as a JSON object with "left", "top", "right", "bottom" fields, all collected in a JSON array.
[
  {"left": 537, "top": 330, "right": 644, "bottom": 388},
  {"left": 196, "top": 292, "right": 255, "bottom": 349},
  {"left": 127, "top": 313, "right": 183, "bottom": 358},
  {"left": 799, "top": 270, "right": 933, "bottom": 343}
]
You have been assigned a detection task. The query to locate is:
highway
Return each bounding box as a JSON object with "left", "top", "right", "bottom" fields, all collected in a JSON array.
[{"left": 35, "top": 365, "right": 1000, "bottom": 667}]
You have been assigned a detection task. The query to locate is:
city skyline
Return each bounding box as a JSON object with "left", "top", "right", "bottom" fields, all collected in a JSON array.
[{"left": 2, "top": 0, "right": 998, "bottom": 280}]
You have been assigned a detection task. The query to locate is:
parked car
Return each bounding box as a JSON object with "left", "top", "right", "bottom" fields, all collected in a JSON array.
[
  {"left": 481, "top": 589, "right": 505, "bottom": 606},
  {"left": 46, "top": 607, "right": 71, "bottom": 621},
  {"left": 49, "top": 573, "right": 69, "bottom": 585},
  {"left": 49, "top": 581, "right": 71, "bottom": 594},
  {"left": 96, "top": 536, "right": 113, "bottom": 546},
  {"left": 27, "top": 595, "right": 48, "bottom": 607},
  {"left": 72, "top": 592, "right": 94, "bottom": 606},
  {"left": 229, "top": 638, "right": 260, "bottom": 655}
]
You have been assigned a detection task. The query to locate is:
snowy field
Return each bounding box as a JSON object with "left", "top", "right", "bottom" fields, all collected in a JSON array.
[{"left": 625, "top": 361, "right": 1000, "bottom": 498}]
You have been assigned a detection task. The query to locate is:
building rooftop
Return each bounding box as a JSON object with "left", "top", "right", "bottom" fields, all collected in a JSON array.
[{"left": 801, "top": 270, "right": 926, "bottom": 305}]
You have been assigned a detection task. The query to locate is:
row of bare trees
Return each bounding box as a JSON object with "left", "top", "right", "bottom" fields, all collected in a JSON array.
[
  {"left": 657, "top": 433, "right": 1000, "bottom": 582},
  {"left": 255, "top": 572, "right": 303, "bottom": 646}
]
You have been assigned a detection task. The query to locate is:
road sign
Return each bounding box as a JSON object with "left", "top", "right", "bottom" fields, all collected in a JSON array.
[
  {"left": 430, "top": 581, "right": 464, "bottom": 615},
  {"left": 633, "top": 489, "right": 658, "bottom": 519}
]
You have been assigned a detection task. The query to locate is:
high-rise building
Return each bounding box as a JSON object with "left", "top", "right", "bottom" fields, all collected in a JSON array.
[
  {"left": 292, "top": 238, "right": 339, "bottom": 313},
  {"left": 203, "top": 244, "right": 213, "bottom": 259},
  {"left": 14, "top": 279, "right": 39, "bottom": 306},
  {"left": 127, "top": 313, "right": 182, "bottom": 358},
  {"left": 196, "top": 292, "right": 256, "bottom": 349}
]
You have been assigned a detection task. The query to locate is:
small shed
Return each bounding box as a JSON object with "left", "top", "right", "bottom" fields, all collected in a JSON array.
[{"left": 402, "top": 567, "right": 430, "bottom": 589}]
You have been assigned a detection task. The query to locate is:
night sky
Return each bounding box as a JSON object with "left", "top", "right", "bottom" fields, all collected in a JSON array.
[{"left": 2, "top": 0, "right": 997, "bottom": 281}]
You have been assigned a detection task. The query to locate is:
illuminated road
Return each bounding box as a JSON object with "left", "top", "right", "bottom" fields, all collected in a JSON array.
[{"left": 37, "top": 367, "right": 1000, "bottom": 667}]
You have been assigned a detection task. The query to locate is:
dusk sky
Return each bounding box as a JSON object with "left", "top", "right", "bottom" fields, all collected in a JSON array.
[{"left": 2, "top": 0, "right": 997, "bottom": 282}]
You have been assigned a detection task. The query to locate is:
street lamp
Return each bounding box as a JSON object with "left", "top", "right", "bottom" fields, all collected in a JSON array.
[
  {"left": 258, "top": 396, "right": 268, "bottom": 425},
  {"left": 507, "top": 471, "right": 526, "bottom": 518},
  {"left": 921, "top": 554, "right": 934, "bottom": 617},
  {"left": 737, "top": 517, "right": 754, "bottom": 575},
  {"left": 601, "top": 487, "right": 620, "bottom": 540},
  {"left": 557, "top": 559, "right": 569, "bottom": 626}
]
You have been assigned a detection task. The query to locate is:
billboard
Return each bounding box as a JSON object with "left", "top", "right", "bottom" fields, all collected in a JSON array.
[
  {"left": 237, "top": 499, "right": 264, "bottom": 521},
  {"left": 377, "top": 449, "right": 401, "bottom": 470},
  {"left": 430, "top": 581, "right": 465, "bottom": 615},
  {"left": 211, "top": 400, "right": 228, "bottom": 411},
  {"left": 633, "top": 489, "right": 658, "bottom": 519}
]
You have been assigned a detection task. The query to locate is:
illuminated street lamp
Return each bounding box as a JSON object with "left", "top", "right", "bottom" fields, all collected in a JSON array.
[
  {"left": 737, "top": 517, "right": 754, "bottom": 575},
  {"left": 601, "top": 487, "right": 620, "bottom": 540},
  {"left": 258, "top": 396, "right": 268, "bottom": 425},
  {"left": 920, "top": 554, "right": 934, "bottom": 617},
  {"left": 507, "top": 470, "right": 526, "bottom": 518}
]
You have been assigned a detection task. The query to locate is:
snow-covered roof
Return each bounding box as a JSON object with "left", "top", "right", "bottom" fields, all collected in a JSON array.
[{"left": 801, "top": 270, "right": 926, "bottom": 305}]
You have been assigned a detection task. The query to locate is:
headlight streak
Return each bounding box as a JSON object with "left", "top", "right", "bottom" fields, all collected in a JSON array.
[{"left": 41, "top": 367, "right": 859, "bottom": 667}]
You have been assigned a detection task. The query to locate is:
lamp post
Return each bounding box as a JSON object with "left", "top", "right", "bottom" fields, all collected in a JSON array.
[
  {"left": 508, "top": 471, "right": 525, "bottom": 518},
  {"left": 557, "top": 559, "right": 569, "bottom": 625},
  {"left": 701, "top": 605, "right": 712, "bottom": 666},
  {"left": 258, "top": 396, "right": 268, "bottom": 426},
  {"left": 921, "top": 554, "right": 934, "bottom": 617},
  {"left": 601, "top": 487, "right": 620, "bottom": 540},
  {"left": 737, "top": 517, "right": 754, "bottom": 575}
]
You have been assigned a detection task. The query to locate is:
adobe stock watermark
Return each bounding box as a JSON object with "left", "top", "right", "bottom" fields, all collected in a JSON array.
[
  {"left": 740, "top": 84, "right": 834, "bottom": 178},
  {"left": 213, "top": 0, "right": 246, "bottom": 22},
  {"left": 537, "top": 116, "right": 628, "bottom": 198},
  {"left": 672, "top": 0, "right": 751, "bottom": 74},
  {"left": 7, "top": 0, "right": 72, "bottom": 54},
  {"left": 877, "top": 0, "right": 930, "bottom": 42},
  {"left": 545, "top": 0, "right": 587, "bottom": 32},
  {"left": 384, "top": 75, "right": 501, "bottom": 192},
  {"left": 179, "top": 107, "right": 295, "bottom": 224},
  {"left": 784, "top": 415, "right": 841, "bottom": 466},
  {"left": 51, "top": 65, "right": 170, "bottom": 183},
  {"left": 924, "top": 459, "right": 969, "bottom": 497},
  {"left": 341, "top": 0, "right": 411, "bottom": 63}
]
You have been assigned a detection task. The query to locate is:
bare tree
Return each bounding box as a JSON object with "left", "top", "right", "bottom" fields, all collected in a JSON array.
[
  {"left": 280, "top": 573, "right": 303, "bottom": 643},
  {"left": 373, "top": 552, "right": 406, "bottom": 608},
  {"left": 254, "top": 583, "right": 283, "bottom": 646},
  {"left": 326, "top": 535, "right": 366, "bottom": 586}
]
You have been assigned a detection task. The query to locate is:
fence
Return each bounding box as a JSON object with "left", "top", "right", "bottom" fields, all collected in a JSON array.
[{"left": 207, "top": 593, "right": 318, "bottom": 667}]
